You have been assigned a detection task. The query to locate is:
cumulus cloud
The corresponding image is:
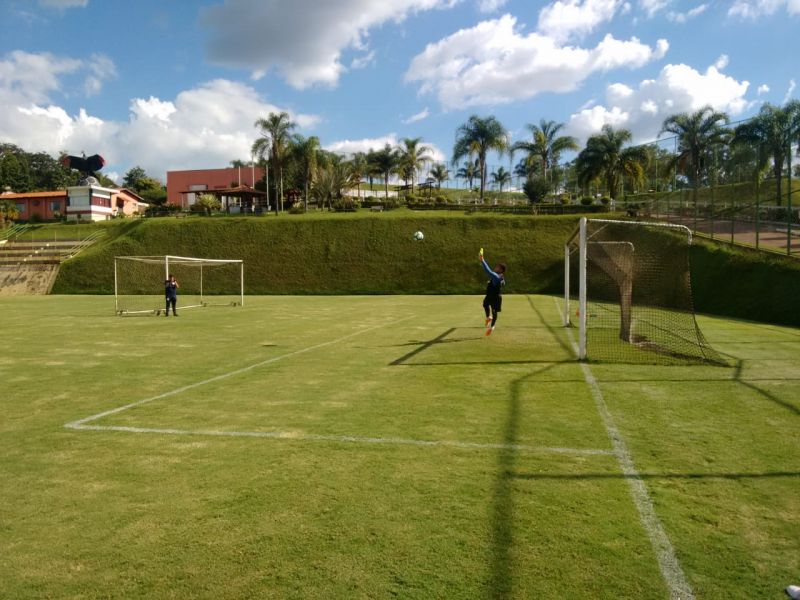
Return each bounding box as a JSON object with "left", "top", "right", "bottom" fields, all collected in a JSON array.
[
  {"left": 325, "top": 134, "right": 446, "bottom": 163},
  {"left": 566, "top": 60, "right": 751, "bottom": 143},
  {"left": 537, "top": 0, "right": 623, "bottom": 42},
  {"left": 405, "top": 14, "right": 668, "bottom": 109},
  {"left": 84, "top": 53, "right": 117, "bottom": 96},
  {"left": 784, "top": 78, "right": 797, "bottom": 103},
  {"left": 728, "top": 0, "right": 800, "bottom": 18},
  {"left": 402, "top": 108, "right": 430, "bottom": 124},
  {"left": 0, "top": 50, "right": 82, "bottom": 104},
  {"left": 477, "top": 0, "right": 508, "bottom": 12},
  {"left": 666, "top": 3, "right": 708, "bottom": 22},
  {"left": 202, "top": 0, "right": 458, "bottom": 89},
  {"left": 757, "top": 84, "right": 770, "bottom": 95},
  {"left": 0, "top": 56, "right": 320, "bottom": 180},
  {"left": 640, "top": 0, "right": 671, "bottom": 16}
]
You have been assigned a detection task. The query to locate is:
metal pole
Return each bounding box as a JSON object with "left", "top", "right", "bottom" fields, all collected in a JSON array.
[
  {"left": 240, "top": 262, "right": 245, "bottom": 307},
  {"left": 266, "top": 162, "right": 271, "bottom": 214},
  {"left": 200, "top": 264, "right": 203, "bottom": 306},
  {"left": 578, "top": 217, "right": 588, "bottom": 360},
  {"left": 563, "top": 245, "right": 570, "bottom": 326},
  {"left": 756, "top": 145, "right": 761, "bottom": 251},
  {"left": 114, "top": 258, "right": 118, "bottom": 314}
]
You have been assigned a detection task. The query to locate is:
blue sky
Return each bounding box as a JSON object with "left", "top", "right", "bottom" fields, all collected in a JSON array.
[{"left": 0, "top": 0, "right": 797, "bottom": 182}]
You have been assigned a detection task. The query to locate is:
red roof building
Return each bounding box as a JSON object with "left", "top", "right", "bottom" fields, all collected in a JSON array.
[{"left": 166, "top": 167, "right": 265, "bottom": 208}]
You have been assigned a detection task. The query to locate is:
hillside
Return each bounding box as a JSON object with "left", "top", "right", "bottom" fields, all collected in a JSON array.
[{"left": 50, "top": 212, "right": 800, "bottom": 326}]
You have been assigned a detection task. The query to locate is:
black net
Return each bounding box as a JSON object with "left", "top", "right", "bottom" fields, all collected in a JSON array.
[
  {"left": 567, "top": 220, "right": 724, "bottom": 365},
  {"left": 115, "top": 256, "right": 242, "bottom": 315}
]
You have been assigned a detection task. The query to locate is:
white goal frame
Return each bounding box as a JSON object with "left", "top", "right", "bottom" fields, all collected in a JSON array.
[
  {"left": 114, "top": 255, "right": 244, "bottom": 315},
  {"left": 564, "top": 217, "right": 692, "bottom": 360}
]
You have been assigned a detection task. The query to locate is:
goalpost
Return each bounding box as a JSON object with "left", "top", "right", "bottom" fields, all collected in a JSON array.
[
  {"left": 564, "top": 218, "right": 722, "bottom": 364},
  {"left": 114, "top": 255, "right": 244, "bottom": 315}
]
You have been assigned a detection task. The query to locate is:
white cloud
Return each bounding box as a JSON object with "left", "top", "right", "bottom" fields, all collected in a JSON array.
[
  {"left": 202, "top": 0, "right": 458, "bottom": 89},
  {"left": 0, "top": 51, "right": 82, "bottom": 104},
  {"left": 757, "top": 84, "right": 770, "bottom": 95},
  {"left": 38, "top": 0, "right": 88, "bottom": 7},
  {"left": 714, "top": 54, "right": 729, "bottom": 70},
  {"left": 325, "top": 134, "right": 446, "bottom": 163},
  {"left": 640, "top": 0, "right": 671, "bottom": 17},
  {"left": 402, "top": 107, "right": 430, "bottom": 124},
  {"left": 566, "top": 60, "right": 751, "bottom": 143},
  {"left": 0, "top": 60, "right": 320, "bottom": 181},
  {"left": 537, "top": 0, "right": 623, "bottom": 42},
  {"left": 666, "top": 3, "right": 708, "bottom": 22},
  {"left": 405, "top": 15, "right": 668, "bottom": 109},
  {"left": 350, "top": 50, "right": 376, "bottom": 70},
  {"left": 728, "top": 0, "right": 800, "bottom": 18},
  {"left": 84, "top": 53, "right": 117, "bottom": 96},
  {"left": 477, "top": 0, "right": 508, "bottom": 12},
  {"left": 785, "top": 78, "right": 797, "bottom": 103}
]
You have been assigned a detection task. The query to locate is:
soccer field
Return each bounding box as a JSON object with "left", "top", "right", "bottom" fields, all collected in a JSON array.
[{"left": 1, "top": 295, "right": 798, "bottom": 599}]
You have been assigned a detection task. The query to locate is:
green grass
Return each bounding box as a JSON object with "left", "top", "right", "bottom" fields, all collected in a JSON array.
[{"left": 1, "top": 294, "right": 798, "bottom": 599}]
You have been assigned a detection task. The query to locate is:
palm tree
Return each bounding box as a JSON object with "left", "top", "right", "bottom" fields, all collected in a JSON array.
[
  {"left": 491, "top": 166, "right": 512, "bottom": 192},
  {"left": 511, "top": 120, "right": 578, "bottom": 183},
  {"left": 456, "top": 160, "right": 479, "bottom": 190},
  {"left": 660, "top": 106, "right": 730, "bottom": 206},
  {"left": 229, "top": 159, "right": 247, "bottom": 168},
  {"left": 575, "top": 125, "right": 648, "bottom": 199},
  {"left": 397, "top": 137, "right": 432, "bottom": 194},
  {"left": 452, "top": 115, "right": 509, "bottom": 202},
  {"left": 371, "top": 144, "right": 398, "bottom": 199},
  {"left": 312, "top": 159, "right": 359, "bottom": 210},
  {"left": 291, "top": 135, "right": 320, "bottom": 213},
  {"left": 429, "top": 164, "right": 449, "bottom": 189},
  {"left": 253, "top": 111, "right": 296, "bottom": 213},
  {"left": 350, "top": 152, "right": 368, "bottom": 199},
  {"left": 733, "top": 101, "right": 800, "bottom": 205}
]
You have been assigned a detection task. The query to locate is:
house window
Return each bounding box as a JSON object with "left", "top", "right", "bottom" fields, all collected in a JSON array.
[
  {"left": 51, "top": 201, "right": 61, "bottom": 211},
  {"left": 15, "top": 203, "right": 25, "bottom": 214}
]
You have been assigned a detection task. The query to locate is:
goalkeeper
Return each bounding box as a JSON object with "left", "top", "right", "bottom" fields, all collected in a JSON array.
[
  {"left": 164, "top": 274, "right": 179, "bottom": 317},
  {"left": 479, "top": 248, "right": 505, "bottom": 336}
]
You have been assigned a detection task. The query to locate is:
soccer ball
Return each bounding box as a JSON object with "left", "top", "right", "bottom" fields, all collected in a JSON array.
[{"left": 413, "top": 231, "right": 424, "bottom": 241}]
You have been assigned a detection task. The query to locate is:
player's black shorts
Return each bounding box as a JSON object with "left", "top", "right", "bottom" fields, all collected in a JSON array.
[{"left": 483, "top": 294, "right": 502, "bottom": 313}]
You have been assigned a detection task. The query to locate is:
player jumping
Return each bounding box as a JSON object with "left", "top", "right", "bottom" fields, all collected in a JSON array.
[{"left": 480, "top": 248, "right": 505, "bottom": 336}]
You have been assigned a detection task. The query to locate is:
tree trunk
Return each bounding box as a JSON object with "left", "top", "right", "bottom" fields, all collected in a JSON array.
[
  {"left": 385, "top": 173, "right": 389, "bottom": 199},
  {"left": 774, "top": 150, "right": 784, "bottom": 206},
  {"left": 304, "top": 180, "right": 309, "bottom": 213},
  {"left": 479, "top": 156, "right": 486, "bottom": 202}
]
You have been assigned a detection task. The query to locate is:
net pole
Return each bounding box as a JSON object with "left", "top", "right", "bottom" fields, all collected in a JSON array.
[
  {"left": 787, "top": 140, "right": 793, "bottom": 256},
  {"left": 240, "top": 262, "right": 245, "bottom": 307},
  {"left": 200, "top": 264, "right": 204, "bottom": 305},
  {"left": 113, "top": 258, "right": 118, "bottom": 314},
  {"left": 578, "top": 217, "right": 587, "bottom": 360},
  {"left": 756, "top": 144, "right": 761, "bottom": 250},
  {"left": 563, "top": 244, "right": 570, "bottom": 326},
  {"left": 165, "top": 256, "right": 169, "bottom": 282}
]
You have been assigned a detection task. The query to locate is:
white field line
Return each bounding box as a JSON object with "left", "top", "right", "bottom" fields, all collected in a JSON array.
[
  {"left": 68, "top": 423, "right": 614, "bottom": 456},
  {"left": 66, "top": 316, "right": 414, "bottom": 429},
  {"left": 553, "top": 297, "right": 695, "bottom": 600}
]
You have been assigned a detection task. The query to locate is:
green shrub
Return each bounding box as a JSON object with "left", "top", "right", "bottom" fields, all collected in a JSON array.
[
  {"left": 435, "top": 195, "right": 448, "bottom": 204},
  {"left": 580, "top": 197, "right": 594, "bottom": 206},
  {"left": 289, "top": 204, "right": 305, "bottom": 214},
  {"left": 600, "top": 197, "right": 611, "bottom": 206},
  {"left": 523, "top": 178, "right": 551, "bottom": 204},
  {"left": 332, "top": 198, "right": 358, "bottom": 212}
]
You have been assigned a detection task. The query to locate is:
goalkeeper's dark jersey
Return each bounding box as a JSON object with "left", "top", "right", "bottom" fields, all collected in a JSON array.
[{"left": 482, "top": 259, "right": 504, "bottom": 298}]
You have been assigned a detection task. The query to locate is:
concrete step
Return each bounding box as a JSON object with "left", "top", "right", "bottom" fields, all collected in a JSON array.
[{"left": 0, "top": 264, "right": 60, "bottom": 295}]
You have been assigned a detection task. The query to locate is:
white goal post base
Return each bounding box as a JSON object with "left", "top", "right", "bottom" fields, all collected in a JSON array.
[{"left": 114, "top": 255, "right": 244, "bottom": 316}]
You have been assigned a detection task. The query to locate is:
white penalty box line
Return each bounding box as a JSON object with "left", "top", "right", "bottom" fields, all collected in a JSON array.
[
  {"left": 64, "top": 315, "right": 611, "bottom": 458},
  {"left": 553, "top": 297, "right": 695, "bottom": 600}
]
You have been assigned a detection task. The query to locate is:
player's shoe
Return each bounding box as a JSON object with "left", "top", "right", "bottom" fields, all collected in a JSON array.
[
  {"left": 485, "top": 326, "right": 494, "bottom": 337},
  {"left": 484, "top": 317, "right": 492, "bottom": 327},
  {"left": 786, "top": 585, "right": 800, "bottom": 599}
]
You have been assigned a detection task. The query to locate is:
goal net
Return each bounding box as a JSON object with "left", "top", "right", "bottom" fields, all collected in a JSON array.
[
  {"left": 114, "top": 255, "right": 244, "bottom": 315},
  {"left": 564, "top": 218, "right": 723, "bottom": 364}
]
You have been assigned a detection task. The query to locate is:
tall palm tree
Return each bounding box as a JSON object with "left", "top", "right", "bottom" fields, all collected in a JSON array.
[
  {"left": 350, "top": 152, "right": 368, "bottom": 199},
  {"left": 660, "top": 106, "right": 730, "bottom": 206},
  {"left": 452, "top": 115, "right": 509, "bottom": 202},
  {"left": 312, "top": 159, "right": 358, "bottom": 210},
  {"left": 733, "top": 100, "right": 800, "bottom": 205},
  {"left": 397, "top": 137, "right": 432, "bottom": 194},
  {"left": 291, "top": 135, "right": 320, "bottom": 213},
  {"left": 576, "top": 125, "right": 648, "bottom": 199},
  {"left": 371, "top": 144, "right": 398, "bottom": 199},
  {"left": 253, "top": 111, "right": 296, "bottom": 213},
  {"left": 491, "top": 166, "right": 512, "bottom": 192},
  {"left": 429, "top": 164, "right": 449, "bottom": 189},
  {"left": 456, "top": 160, "right": 479, "bottom": 190},
  {"left": 511, "top": 120, "right": 578, "bottom": 183}
]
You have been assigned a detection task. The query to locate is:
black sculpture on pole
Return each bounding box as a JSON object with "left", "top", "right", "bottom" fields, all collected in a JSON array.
[{"left": 60, "top": 153, "right": 106, "bottom": 185}]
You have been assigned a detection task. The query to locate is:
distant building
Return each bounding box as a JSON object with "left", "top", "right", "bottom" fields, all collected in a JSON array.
[
  {"left": 1, "top": 186, "right": 148, "bottom": 222},
  {"left": 166, "top": 166, "right": 265, "bottom": 208}
]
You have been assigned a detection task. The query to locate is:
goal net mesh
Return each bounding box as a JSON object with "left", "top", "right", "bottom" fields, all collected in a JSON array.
[
  {"left": 567, "top": 220, "right": 723, "bottom": 364},
  {"left": 115, "top": 256, "right": 242, "bottom": 315}
]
